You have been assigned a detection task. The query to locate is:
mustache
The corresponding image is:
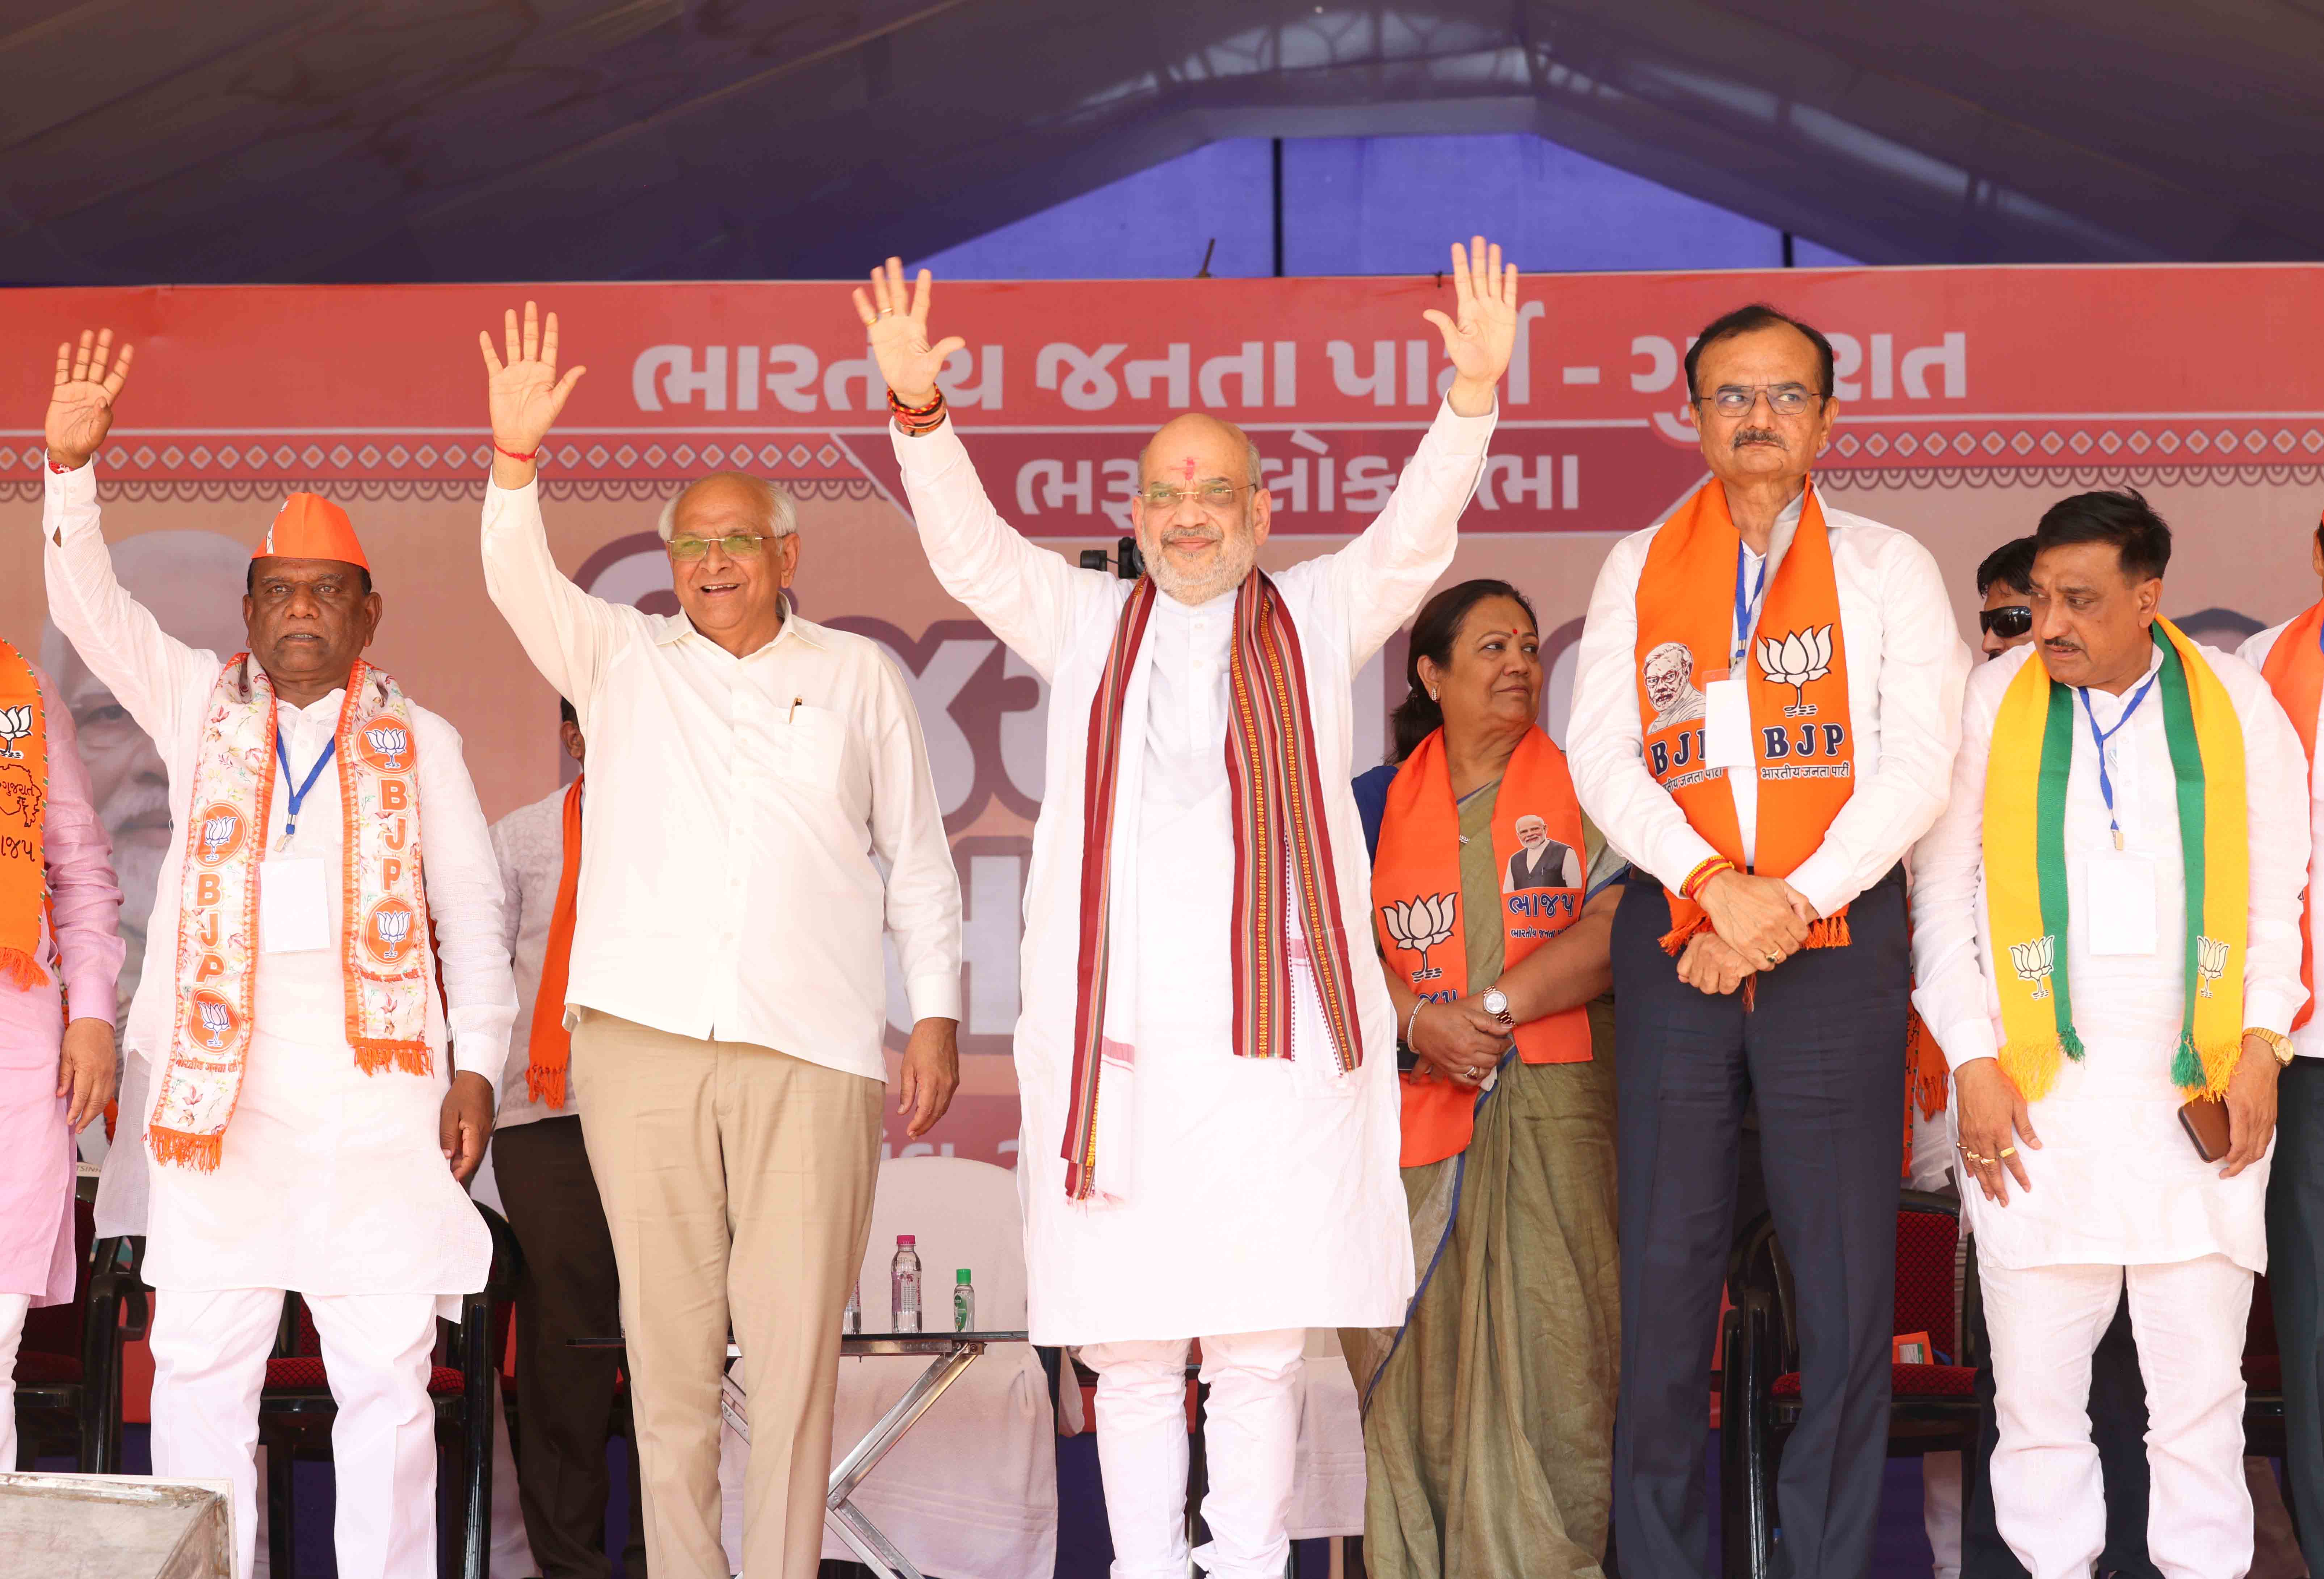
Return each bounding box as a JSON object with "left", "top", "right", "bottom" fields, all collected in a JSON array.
[{"left": 1731, "top": 427, "right": 1784, "bottom": 447}]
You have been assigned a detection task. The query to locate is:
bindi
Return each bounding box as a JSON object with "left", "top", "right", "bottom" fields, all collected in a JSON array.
[{"left": 1178, "top": 456, "right": 1199, "bottom": 481}]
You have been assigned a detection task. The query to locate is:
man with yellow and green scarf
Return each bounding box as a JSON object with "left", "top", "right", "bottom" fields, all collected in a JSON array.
[{"left": 1910, "top": 488, "right": 2309, "bottom": 1579}]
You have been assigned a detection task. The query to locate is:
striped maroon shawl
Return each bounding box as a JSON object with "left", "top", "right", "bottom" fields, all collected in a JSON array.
[{"left": 1062, "top": 569, "right": 1365, "bottom": 1201}]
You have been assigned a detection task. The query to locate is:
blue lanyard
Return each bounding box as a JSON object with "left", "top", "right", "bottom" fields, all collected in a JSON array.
[
  {"left": 1732, "top": 542, "right": 1768, "bottom": 668},
  {"left": 274, "top": 730, "right": 337, "bottom": 849},
  {"left": 2074, "top": 671, "right": 2160, "bottom": 851}
]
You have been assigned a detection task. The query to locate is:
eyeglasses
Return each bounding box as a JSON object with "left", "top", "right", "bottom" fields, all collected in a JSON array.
[
  {"left": 666, "top": 532, "right": 774, "bottom": 561},
  {"left": 1694, "top": 384, "right": 1829, "bottom": 417},
  {"left": 1139, "top": 481, "right": 1251, "bottom": 513},
  {"left": 1979, "top": 605, "right": 2033, "bottom": 639}
]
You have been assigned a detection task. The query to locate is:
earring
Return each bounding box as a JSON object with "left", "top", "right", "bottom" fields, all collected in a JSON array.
[{"left": 1426, "top": 688, "right": 1439, "bottom": 702}]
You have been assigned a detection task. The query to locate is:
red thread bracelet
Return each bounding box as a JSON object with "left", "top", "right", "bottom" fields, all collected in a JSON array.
[{"left": 494, "top": 443, "right": 540, "bottom": 463}]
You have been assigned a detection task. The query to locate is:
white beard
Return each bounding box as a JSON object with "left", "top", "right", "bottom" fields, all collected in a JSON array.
[{"left": 1147, "top": 536, "right": 1257, "bottom": 606}]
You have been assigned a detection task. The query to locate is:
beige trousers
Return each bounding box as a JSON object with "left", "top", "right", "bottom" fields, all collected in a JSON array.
[{"left": 571, "top": 1011, "right": 883, "bottom": 1579}]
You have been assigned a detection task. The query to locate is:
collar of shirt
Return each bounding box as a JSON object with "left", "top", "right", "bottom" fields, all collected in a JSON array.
[
  {"left": 2077, "top": 642, "right": 2166, "bottom": 729},
  {"left": 648, "top": 592, "right": 824, "bottom": 655}
]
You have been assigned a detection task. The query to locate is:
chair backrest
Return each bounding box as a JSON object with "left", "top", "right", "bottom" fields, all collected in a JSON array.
[
  {"left": 853, "top": 1156, "right": 1027, "bottom": 1332},
  {"left": 1893, "top": 1199, "right": 1960, "bottom": 1359}
]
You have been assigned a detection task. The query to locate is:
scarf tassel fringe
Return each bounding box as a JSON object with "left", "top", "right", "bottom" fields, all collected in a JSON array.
[
  {"left": 2173, "top": 1033, "right": 2241, "bottom": 1100},
  {"left": 352, "top": 1039, "right": 432, "bottom": 1077},
  {"left": 0, "top": 947, "right": 42, "bottom": 992},
  {"left": 1657, "top": 911, "right": 1853, "bottom": 959},
  {"left": 1998, "top": 1027, "right": 2088, "bottom": 1104},
  {"left": 525, "top": 1061, "right": 568, "bottom": 1111},
  {"left": 149, "top": 1127, "right": 223, "bottom": 1172}
]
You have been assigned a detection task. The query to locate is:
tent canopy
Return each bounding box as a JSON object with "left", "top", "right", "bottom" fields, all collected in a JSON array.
[{"left": 6, "top": 0, "right": 2315, "bottom": 283}]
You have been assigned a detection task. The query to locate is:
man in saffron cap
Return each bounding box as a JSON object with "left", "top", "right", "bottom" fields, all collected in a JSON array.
[
  {"left": 37, "top": 330, "right": 516, "bottom": 1579},
  {"left": 1915, "top": 489, "right": 2306, "bottom": 1578}
]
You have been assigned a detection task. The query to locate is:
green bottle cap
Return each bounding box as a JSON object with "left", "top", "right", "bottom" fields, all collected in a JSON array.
[{"left": 956, "top": 1268, "right": 972, "bottom": 1283}]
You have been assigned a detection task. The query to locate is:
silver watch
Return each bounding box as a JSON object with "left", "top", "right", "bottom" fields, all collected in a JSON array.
[{"left": 1481, "top": 986, "right": 1510, "bottom": 1022}]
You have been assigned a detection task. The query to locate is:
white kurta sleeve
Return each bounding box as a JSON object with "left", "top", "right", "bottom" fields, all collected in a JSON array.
[
  {"left": 2228, "top": 658, "right": 2311, "bottom": 1036},
  {"left": 416, "top": 710, "right": 519, "bottom": 1097},
  {"left": 1316, "top": 396, "right": 1495, "bottom": 665},
  {"left": 1566, "top": 529, "right": 1723, "bottom": 889},
  {"left": 479, "top": 478, "right": 653, "bottom": 716},
  {"left": 1909, "top": 656, "right": 2013, "bottom": 1071},
  {"left": 41, "top": 460, "right": 221, "bottom": 749},
  {"left": 891, "top": 417, "right": 1111, "bottom": 683},
  {"left": 866, "top": 648, "right": 964, "bottom": 1025},
  {"left": 1785, "top": 533, "right": 1971, "bottom": 918}
]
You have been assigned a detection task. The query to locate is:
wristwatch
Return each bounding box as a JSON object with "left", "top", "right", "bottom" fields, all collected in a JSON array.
[
  {"left": 1481, "top": 986, "right": 1511, "bottom": 1023},
  {"left": 2246, "top": 1026, "right": 2297, "bottom": 1067}
]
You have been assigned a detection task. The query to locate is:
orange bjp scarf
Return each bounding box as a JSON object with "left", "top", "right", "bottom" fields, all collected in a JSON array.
[
  {"left": 524, "top": 776, "right": 584, "bottom": 1109},
  {"left": 2261, "top": 598, "right": 2324, "bottom": 1032},
  {"left": 1634, "top": 477, "right": 1856, "bottom": 954},
  {"left": 1373, "top": 727, "right": 1591, "bottom": 1167},
  {"left": 0, "top": 640, "right": 49, "bottom": 991}
]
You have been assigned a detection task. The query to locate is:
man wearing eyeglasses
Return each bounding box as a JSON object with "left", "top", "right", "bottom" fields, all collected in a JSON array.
[
  {"left": 473, "top": 305, "right": 964, "bottom": 1579},
  {"left": 2238, "top": 513, "right": 2324, "bottom": 1579},
  {"left": 854, "top": 241, "right": 1513, "bottom": 1579},
  {"left": 1569, "top": 303, "right": 1970, "bottom": 1579}
]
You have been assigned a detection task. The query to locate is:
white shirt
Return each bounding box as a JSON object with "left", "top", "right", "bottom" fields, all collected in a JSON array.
[
  {"left": 891, "top": 395, "right": 1492, "bottom": 1343},
  {"left": 480, "top": 481, "right": 961, "bottom": 1083},
  {"left": 489, "top": 785, "right": 570, "bottom": 1130},
  {"left": 1568, "top": 486, "right": 1971, "bottom": 915},
  {"left": 44, "top": 462, "right": 513, "bottom": 1303},
  {"left": 2237, "top": 616, "right": 2324, "bottom": 1059},
  {"left": 1909, "top": 640, "right": 2308, "bottom": 1271}
]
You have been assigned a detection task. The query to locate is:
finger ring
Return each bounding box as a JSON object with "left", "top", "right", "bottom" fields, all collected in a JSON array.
[
  {"left": 1998, "top": 1146, "right": 2017, "bottom": 1158},
  {"left": 879, "top": 307, "right": 897, "bottom": 316},
  {"left": 1958, "top": 1146, "right": 1990, "bottom": 1165},
  {"left": 1763, "top": 951, "right": 1781, "bottom": 965}
]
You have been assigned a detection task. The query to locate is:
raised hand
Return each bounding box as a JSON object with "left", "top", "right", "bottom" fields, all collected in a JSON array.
[
  {"left": 1423, "top": 236, "right": 1521, "bottom": 417},
  {"left": 853, "top": 258, "right": 966, "bottom": 413},
  {"left": 47, "top": 329, "right": 135, "bottom": 470},
  {"left": 478, "top": 301, "right": 585, "bottom": 488}
]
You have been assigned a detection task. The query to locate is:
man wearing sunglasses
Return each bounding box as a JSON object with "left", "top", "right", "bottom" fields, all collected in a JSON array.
[
  {"left": 2239, "top": 513, "right": 2324, "bottom": 1578},
  {"left": 473, "top": 304, "right": 965, "bottom": 1579},
  {"left": 1976, "top": 536, "right": 2038, "bottom": 658}
]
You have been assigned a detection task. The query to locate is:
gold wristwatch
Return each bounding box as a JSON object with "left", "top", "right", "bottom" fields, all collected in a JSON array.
[{"left": 2246, "top": 1027, "right": 2296, "bottom": 1067}]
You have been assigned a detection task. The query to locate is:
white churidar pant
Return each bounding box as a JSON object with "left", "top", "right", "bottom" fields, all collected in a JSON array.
[
  {"left": 1081, "top": 1329, "right": 1306, "bottom": 1579},
  {"left": 0, "top": 1290, "right": 28, "bottom": 1470},
  {"left": 149, "top": 1287, "right": 440, "bottom": 1579},
  {"left": 1983, "top": 1254, "right": 2254, "bottom": 1579}
]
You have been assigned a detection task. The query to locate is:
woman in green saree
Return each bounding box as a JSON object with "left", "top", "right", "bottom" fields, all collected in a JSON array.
[{"left": 1346, "top": 579, "right": 1623, "bottom": 1579}]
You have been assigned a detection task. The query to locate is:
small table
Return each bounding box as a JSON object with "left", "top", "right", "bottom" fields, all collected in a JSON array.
[{"left": 575, "top": 1329, "right": 1031, "bottom": 1579}]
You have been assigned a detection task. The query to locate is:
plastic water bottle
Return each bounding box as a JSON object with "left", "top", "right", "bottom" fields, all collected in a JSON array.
[
  {"left": 891, "top": 1235, "right": 922, "bottom": 1333},
  {"left": 842, "top": 1274, "right": 861, "bottom": 1335},
  {"left": 953, "top": 1268, "right": 975, "bottom": 1333}
]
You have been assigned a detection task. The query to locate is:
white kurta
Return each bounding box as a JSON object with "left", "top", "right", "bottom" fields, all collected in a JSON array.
[
  {"left": 892, "top": 398, "right": 1494, "bottom": 1343},
  {"left": 1910, "top": 639, "right": 2309, "bottom": 1273},
  {"left": 43, "top": 463, "right": 516, "bottom": 1310}
]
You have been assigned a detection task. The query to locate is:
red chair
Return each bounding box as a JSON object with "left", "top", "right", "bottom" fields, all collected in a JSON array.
[
  {"left": 11, "top": 1177, "right": 150, "bottom": 1471},
  {"left": 254, "top": 1201, "right": 520, "bottom": 1579},
  {"left": 1720, "top": 1189, "right": 1980, "bottom": 1579}
]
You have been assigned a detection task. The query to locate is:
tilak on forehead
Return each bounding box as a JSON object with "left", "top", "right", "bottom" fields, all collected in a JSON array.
[{"left": 1179, "top": 455, "right": 1199, "bottom": 481}]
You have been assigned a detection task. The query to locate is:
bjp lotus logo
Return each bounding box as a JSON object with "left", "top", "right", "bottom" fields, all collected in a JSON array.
[
  {"left": 2009, "top": 935, "right": 2056, "bottom": 1000},
  {"left": 365, "top": 898, "right": 416, "bottom": 964},
  {"left": 194, "top": 804, "right": 245, "bottom": 866},
  {"left": 0, "top": 704, "right": 31, "bottom": 759},
  {"left": 358, "top": 723, "right": 412, "bottom": 774},
  {"left": 2197, "top": 935, "right": 2229, "bottom": 999},
  {"left": 190, "top": 989, "right": 238, "bottom": 1050},
  {"left": 1757, "top": 625, "right": 1834, "bottom": 716},
  {"left": 1382, "top": 893, "right": 1458, "bottom": 981}
]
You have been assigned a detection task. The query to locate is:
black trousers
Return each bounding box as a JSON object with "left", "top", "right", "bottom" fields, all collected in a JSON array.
[
  {"left": 2270, "top": 1055, "right": 2324, "bottom": 1575},
  {"left": 1613, "top": 868, "right": 1909, "bottom": 1579},
  {"left": 1959, "top": 1292, "right": 2157, "bottom": 1579},
  {"left": 494, "top": 1114, "right": 648, "bottom": 1579}
]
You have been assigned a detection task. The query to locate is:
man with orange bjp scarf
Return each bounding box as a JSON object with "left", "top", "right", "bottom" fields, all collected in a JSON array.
[
  {"left": 38, "top": 330, "right": 515, "bottom": 1579},
  {"left": 1568, "top": 303, "right": 1970, "bottom": 1579}
]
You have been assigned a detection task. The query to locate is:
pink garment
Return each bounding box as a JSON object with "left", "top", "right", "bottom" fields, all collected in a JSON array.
[{"left": 0, "top": 663, "right": 123, "bottom": 1305}]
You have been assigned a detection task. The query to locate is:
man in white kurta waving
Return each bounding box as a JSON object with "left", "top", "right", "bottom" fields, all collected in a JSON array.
[
  {"left": 854, "top": 241, "right": 1515, "bottom": 1579},
  {"left": 1912, "top": 489, "right": 2308, "bottom": 1579},
  {"left": 39, "top": 330, "right": 515, "bottom": 1579}
]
